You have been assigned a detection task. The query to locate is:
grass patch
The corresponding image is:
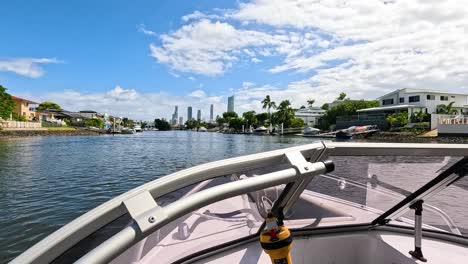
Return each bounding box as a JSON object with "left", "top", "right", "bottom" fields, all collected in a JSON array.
[{"left": 47, "top": 127, "right": 76, "bottom": 131}]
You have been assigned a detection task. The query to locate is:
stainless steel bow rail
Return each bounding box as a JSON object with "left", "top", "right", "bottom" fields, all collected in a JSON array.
[
  {"left": 11, "top": 142, "right": 468, "bottom": 264},
  {"left": 76, "top": 160, "right": 334, "bottom": 264}
]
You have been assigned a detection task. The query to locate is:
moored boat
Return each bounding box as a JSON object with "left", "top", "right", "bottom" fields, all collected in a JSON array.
[
  {"left": 134, "top": 125, "right": 143, "bottom": 132},
  {"left": 121, "top": 127, "right": 136, "bottom": 134},
  {"left": 302, "top": 127, "right": 320, "bottom": 136},
  {"left": 254, "top": 126, "right": 269, "bottom": 135}
]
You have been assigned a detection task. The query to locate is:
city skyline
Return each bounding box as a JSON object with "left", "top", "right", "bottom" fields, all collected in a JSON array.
[{"left": 2, "top": 1, "right": 467, "bottom": 120}]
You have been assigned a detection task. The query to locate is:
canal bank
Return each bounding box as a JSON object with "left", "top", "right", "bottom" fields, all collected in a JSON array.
[{"left": 0, "top": 128, "right": 101, "bottom": 138}]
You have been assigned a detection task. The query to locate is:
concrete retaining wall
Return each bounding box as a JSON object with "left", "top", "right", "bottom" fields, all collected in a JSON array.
[{"left": 0, "top": 121, "right": 42, "bottom": 129}]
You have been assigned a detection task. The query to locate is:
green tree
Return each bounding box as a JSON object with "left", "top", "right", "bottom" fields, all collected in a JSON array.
[
  {"left": 337, "top": 92, "right": 347, "bottom": 100},
  {"left": 36, "top": 101, "right": 61, "bottom": 110},
  {"left": 185, "top": 119, "right": 200, "bottom": 129},
  {"left": 275, "top": 100, "right": 295, "bottom": 127},
  {"left": 322, "top": 100, "right": 379, "bottom": 129},
  {"left": 229, "top": 117, "right": 244, "bottom": 131},
  {"left": 396, "top": 112, "right": 408, "bottom": 127},
  {"left": 84, "top": 118, "right": 104, "bottom": 128},
  {"left": 222, "top": 111, "right": 238, "bottom": 119},
  {"left": 216, "top": 116, "right": 227, "bottom": 127},
  {"left": 307, "top": 99, "right": 315, "bottom": 108},
  {"left": 436, "top": 102, "right": 458, "bottom": 115},
  {"left": 290, "top": 117, "right": 305, "bottom": 128},
  {"left": 12, "top": 113, "right": 27, "bottom": 121},
  {"left": 122, "top": 118, "right": 135, "bottom": 127},
  {"left": 255, "top": 113, "right": 269, "bottom": 125},
  {"left": 154, "top": 119, "right": 171, "bottom": 130},
  {"left": 385, "top": 114, "right": 398, "bottom": 129},
  {"left": 242, "top": 110, "right": 257, "bottom": 128},
  {"left": 413, "top": 110, "right": 428, "bottom": 123},
  {"left": 321, "top": 103, "right": 329, "bottom": 110},
  {"left": 0, "top": 85, "right": 14, "bottom": 120}
]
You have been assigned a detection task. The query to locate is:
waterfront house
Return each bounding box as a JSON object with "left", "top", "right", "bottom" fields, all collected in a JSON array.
[
  {"left": 11, "top": 96, "right": 38, "bottom": 121},
  {"left": 357, "top": 88, "right": 468, "bottom": 117},
  {"left": 295, "top": 107, "right": 326, "bottom": 127},
  {"left": 36, "top": 109, "right": 86, "bottom": 126},
  {"left": 79, "top": 110, "right": 98, "bottom": 119}
]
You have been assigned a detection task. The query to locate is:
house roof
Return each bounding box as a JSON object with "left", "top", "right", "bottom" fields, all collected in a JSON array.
[
  {"left": 357, "top": 104, "right": 420, "bottom": 112},
  {"left": 377, "top": 88, "right": 468, "bottom": 99},
  {"left": 61, "top": 112, "right": 85, "bottom": 118},
  {"left": 11, "top": 96, "right": 38, "bottom": 104},
  {"left": 79, "top": 110, "right": 97, "bottom": 113}
]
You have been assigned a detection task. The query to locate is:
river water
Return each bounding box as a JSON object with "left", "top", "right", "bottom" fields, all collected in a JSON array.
[
  {"left": 0, "top": 131, "right": 467, "bottom": 263},
  {"left": 0, "top": 132, "right": 320, "bottom": 262}
]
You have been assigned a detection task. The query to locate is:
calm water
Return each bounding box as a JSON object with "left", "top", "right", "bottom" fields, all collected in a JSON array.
[
  {"left": 1, "top": 132, "right": 467, "bottom": 263},
  {"left": 0, "top": 131, "right": 318, "bottom": 262}
]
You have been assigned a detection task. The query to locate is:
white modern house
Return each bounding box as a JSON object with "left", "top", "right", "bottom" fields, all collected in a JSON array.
[
  {"left": 358, "top": 88, "right": 468, "bottom": 117},
  {"left": 295, "top": 107, "right": 326, "bottom": 127}
]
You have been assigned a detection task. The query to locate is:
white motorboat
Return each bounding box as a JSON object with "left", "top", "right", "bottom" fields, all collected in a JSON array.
[
  {"left": 121, "top": 128, "right": 136, "bottom": 134},
  {"left": 198, "top": 126, "right": 207, "bottom": 132},
  {"left": 134, "top": 125, "right": 143, "bottom": 133},
  {"left": 12, "top": 142, "right": 468, "bottom": 264},
  {"left": 302, "top": 127, "right": 320, "bottom": 136},
  {"left": 254, "top": 126, "right": 269, "bottom": 135}
]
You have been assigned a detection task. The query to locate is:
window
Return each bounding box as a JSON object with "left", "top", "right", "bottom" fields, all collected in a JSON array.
[
  {"left": 451, "top": 96, "right": 456, "bottom": 98},
  {"left": 427, "top": 95, "right": 435, "bottom": 100},
  {"left": 399, "top": 97, "right": 404, "bottom": 103},
  {"left": 382, "top": 99, "right": 394, "bottom": 105},
  {"left": 409, "top": 96, "right": 420, "bottom": 103},
  {"left": 440, "top": 96, "right": 449, "bottom": 101}
]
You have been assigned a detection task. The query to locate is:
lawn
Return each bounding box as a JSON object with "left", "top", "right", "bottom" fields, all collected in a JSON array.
[{"left": 47, "top": 127, "right": 76, "bottom": 131}]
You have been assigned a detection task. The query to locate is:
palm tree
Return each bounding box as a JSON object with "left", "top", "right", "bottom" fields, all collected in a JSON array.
[
  {"left": 275, "top": 100, "right": 295, "bottom": 127},
  {"left": 307, "top": 99, "right": 315, "bottom": 108},
  {"left": 262, "top": 95, "right": 277, "bottom": 130},
  {"left": 337, "top": 92, "right": 347, "bottom": 101},
  {"left": 262, "top": 95, "right": 277, "bottom": 114},
  {"left": 437, "top": 102, "right": 458, "bottom": 115}
]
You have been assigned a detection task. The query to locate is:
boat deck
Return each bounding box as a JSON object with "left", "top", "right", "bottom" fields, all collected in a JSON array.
[{"left": 197, "top": 231, "right": 468, "bottom": 264}]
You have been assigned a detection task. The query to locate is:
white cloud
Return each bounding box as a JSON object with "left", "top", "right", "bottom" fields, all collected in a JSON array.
[
  {"left": 107, "top": 86, "right": 138, "bottom": 100},
  {"left": 242, "top": 81, "right": 255, "bottom": 88},
  {"left": 251, "top": 57, "right": 262, "bottom": 63},
  {"left": 149, "top": 19, "right": 323, "bottom": 75},
  {"left": 181, "top": 11, "right": 224, "bottom": 22},
  {"left": 148, "top": 0, "right": 468, "bottom": 106},
  {"left": 188, "top": 89, "right": 206, "bottom": 98},
  {"left": 138, "top": 24, "right": 157, "bottom": 36},
  {"left": 0, "top": 58, "right": 61, "bottom": 78}
]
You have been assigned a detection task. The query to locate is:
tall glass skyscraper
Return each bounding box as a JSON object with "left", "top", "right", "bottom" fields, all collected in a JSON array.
[
  {"left": 227, "top": 95, "right": 234, "bottom": 112},
  {"left": 197, "top": 109, "right": 201, "bottom": 121},
  {"left": 171, "top": 105, "right": 178, "bottom": 125},
  {"left": 210, "top": 104, "right": 214, "bottom": 121},
  {"left": 187, "top": 106, "right": 193, "bottom": 121}
]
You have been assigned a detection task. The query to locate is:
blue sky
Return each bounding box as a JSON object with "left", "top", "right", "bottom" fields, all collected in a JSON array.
[{"left": 1, "top": 0, "right": 467, "bottom": 120}]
